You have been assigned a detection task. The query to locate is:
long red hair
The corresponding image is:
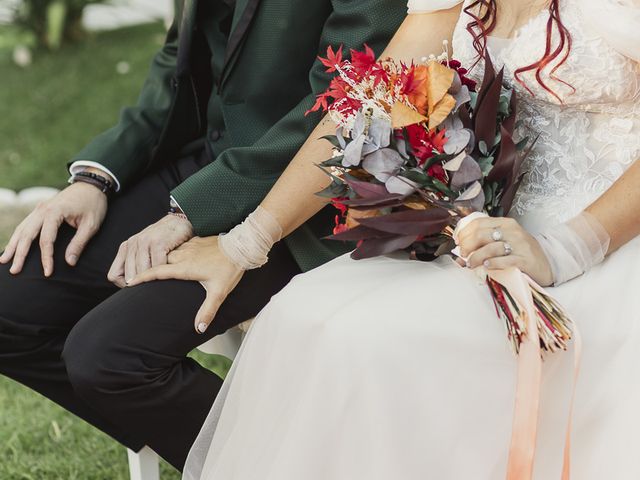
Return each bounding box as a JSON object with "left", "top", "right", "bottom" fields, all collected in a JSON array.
[{"left": 463, "top": 0, "right": 573, "bottom": 102}]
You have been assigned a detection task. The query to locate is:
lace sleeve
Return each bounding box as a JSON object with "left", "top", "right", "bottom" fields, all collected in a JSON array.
[{"left": 407, "top": 0, "right": 464, "bottom": 14}]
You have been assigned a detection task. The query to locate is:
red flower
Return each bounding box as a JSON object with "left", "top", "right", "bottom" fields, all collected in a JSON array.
[
  {"left": 319, "top": 45, "right": 344, "bottom": 73},
  {"left": 331, "top": 198, "right": 348, "bottom": 216},
  {"left": 430, "top": 129, "right": 448, "bottom": 153},
  {"left": 427, "top": 163, "right": 447, "bottom": 183},
  {"left": 405, "top": 124, "right": 449, "bottom": 165},
  {"left": 333, "top": 216, "right": 349, "bottom": 235},
  {"left": 350, "top": 44, "right": 377, "bottom": 75},
  {"left": 305, "top": 91, "right": 331, "bottom": 115},
  {"left": 445, "top": 59, "right": 477, "bottom": 91}
]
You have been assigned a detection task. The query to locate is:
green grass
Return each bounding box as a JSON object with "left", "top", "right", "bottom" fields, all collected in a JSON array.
[
  {"left": 0, "top": 351, "right": 231, "bottom": 480},
  {"left": 0, "top": 23, "right": 234, "bottom": 479},
  {"left": 0, "top": 22, "right": 168, "bottom": 190}
]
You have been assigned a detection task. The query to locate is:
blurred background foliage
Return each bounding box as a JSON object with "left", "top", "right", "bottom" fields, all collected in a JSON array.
[
  {"left": 15, "top": 0, "right": 109, "bottom": 50},
  {"left": 0, "top": 2, "right": 232, "bottom": 478},
  {"left": 0, "top": 21, "right": 166, "bottom": 190}
]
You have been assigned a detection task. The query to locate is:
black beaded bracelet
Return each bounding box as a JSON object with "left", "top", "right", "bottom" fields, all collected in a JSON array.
[{"left": 72, "top": 171, "right": 114, "bottom": 195}]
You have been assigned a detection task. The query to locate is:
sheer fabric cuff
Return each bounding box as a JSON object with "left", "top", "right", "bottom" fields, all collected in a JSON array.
[
  {"left": 535, "top": 211, "right": 610, "bottom": 286},
  {"left": 218, "top": 206, "right": 283, "bottom": 270}
]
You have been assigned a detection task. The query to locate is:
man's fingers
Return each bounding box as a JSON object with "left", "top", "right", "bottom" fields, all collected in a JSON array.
[
  {"left": 107, "top": 242, "right": 128, "bottom": 287},
  {"left": 150, "top": 247, "right": 167, "bottom": 268},
  {"left": 65, "top": 220, "right": 97, "bottom": 267},
  {"left": 10, "top": 229, "right": 38, "bottom": 275},
  {"left": 39, "top": 217, "right": 62, "bottom": 277},
  {"left": 194, "top": 291, "right": 224, "bottom": 334},
  {"left": 0, "top": 228, "right": 21, "bottom": 264},
  {"left": 127, "top": 264, "right": 182, "bottom": 286},
  {"left": 135, "top": 244, "right": 152, "bottom": 275},
  {"left": 124, "top": 241, "right": 138, "bottom": 285}
]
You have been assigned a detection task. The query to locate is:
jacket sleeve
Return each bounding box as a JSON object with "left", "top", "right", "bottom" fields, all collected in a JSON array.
[
  {"left": 68, "top": 15, "right": 181, "bottom": 189},
  {"left": 171, "top": 0, "right": 407, "bottom": 236}
]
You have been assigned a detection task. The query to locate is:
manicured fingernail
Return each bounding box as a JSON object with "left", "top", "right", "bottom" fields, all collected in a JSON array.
[
  {"left": 483, "top": 260, "right": 490, "bottom": 268},
  {"left": 67, "top": 254, "right": 77, "bottom": 265},
  {"left": 197, "top": 322, "right": 208, "bottom": 333}
]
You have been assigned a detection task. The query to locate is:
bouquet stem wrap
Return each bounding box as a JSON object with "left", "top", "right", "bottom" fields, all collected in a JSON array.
[
  {"left": 454, "top": 213, "right": 580, "bottom": 479},
  {"left": 490, "top": 269, "right": 581, "bottom": 480}
]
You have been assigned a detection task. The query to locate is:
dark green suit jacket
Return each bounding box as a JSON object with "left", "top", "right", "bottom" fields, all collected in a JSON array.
[{"left": 71, "top": 0, "right": 407, "bottom": 271}]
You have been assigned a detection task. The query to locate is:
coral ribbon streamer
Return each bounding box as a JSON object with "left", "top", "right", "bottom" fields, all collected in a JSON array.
[{"left": 488, "top": 268, "right": 581, "bottom": 480}]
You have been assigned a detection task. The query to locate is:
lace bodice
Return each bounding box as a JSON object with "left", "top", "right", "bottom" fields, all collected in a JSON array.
[{"left": 450, "top": 1, "right": 640, "bottom": 229}]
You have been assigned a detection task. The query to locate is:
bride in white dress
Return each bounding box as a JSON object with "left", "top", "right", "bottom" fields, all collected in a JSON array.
[{"left": 132, "top": 0, "right": 640, "bottom": 478}]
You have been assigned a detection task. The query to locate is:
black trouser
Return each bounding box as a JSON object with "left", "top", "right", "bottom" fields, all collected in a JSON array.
[{"left": 0, "top": 152, "right": 301, "bottom": 470}]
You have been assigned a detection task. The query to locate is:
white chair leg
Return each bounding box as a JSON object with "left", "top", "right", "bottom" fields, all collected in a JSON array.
[
  {"left": 197, "top": 326, "right": 244, "bottom": 360},
  {"left": 125, "top": 325, "right": 252, "bottom": 480},
  {"left": 127, "top": 446, "right": 160, "bottom": 480}
]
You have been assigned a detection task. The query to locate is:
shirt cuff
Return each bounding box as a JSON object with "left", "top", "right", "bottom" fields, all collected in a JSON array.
[
  {"left": 68, "top": 161, "right": 121, "bottom": 192},
  {"left": 170, "top": 195, "right": 186, "bottom": 214}
]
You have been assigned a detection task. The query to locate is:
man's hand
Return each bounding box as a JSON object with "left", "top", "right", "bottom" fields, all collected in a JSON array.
[
  {"left": 127, "top": 236, "right": 244, "bottom": 334},
  {"left": 0, "top": 182, "right": 108, "bottom": 276},
  {"left": 107, "top": 214, "right": 194, "bottom": 288}
]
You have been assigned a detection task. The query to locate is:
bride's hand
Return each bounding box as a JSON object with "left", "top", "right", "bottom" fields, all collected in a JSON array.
[
  {"left": 456, "top": 217, "right": 554, "bottom": 286},
  {"left": 127, "top": 236, "right": 244, "bottom": 334}
]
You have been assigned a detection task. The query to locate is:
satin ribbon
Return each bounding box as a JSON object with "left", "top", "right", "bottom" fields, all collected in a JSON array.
[{"left": 489, "top": 268, "right": 581, "bottom": 480}]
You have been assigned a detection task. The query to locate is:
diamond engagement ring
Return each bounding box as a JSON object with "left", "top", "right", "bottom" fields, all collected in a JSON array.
[
  {"left": 492, "top": 228, "right": 503, "bottom": 242},
  {"left": 503, "top": 242, "right": 513, "bottom": 256}
]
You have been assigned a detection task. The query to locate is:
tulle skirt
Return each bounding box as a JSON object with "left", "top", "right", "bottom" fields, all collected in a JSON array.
[{"left": 183, "top": 232, "right": 640, "bottom": 480}]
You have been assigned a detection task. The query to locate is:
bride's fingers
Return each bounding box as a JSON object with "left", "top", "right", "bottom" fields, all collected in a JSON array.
[
  {"left": 467, "top": 241, "right": 515, "bottom": 268},
  {"left": 127, "top": 263, "right": 186, "bottom": 286},
  {"left": 194, "top": 290, "right": 225, "bottom": 334},
  {"left": 483, "top": 254, "right": 524, "bottom": 271},
  {"left": 457, "top": 218, "right": 508, "bottom": 250}
]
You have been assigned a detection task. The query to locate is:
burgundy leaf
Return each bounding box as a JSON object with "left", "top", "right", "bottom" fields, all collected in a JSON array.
[
  {"left": 357, "top": 208, "right": 451, "bottom": 236},
  {"left": 351, "top": 235, "right": 418, "bottom": 260},
  {"left": 474, "top": 68, "right": 504, "bottom": 150},
  {"left": 344, "top": 177, "right": 388, "bottom": 198},
  {"left": 486, "top": 126, "right": 516, "bottom": 183},
  {"left": 500, "top": 173, "right": 526, "bottom": 215},
  {"left": 342, "top": 194, "right": 406, "bottom": 208},
  {"left": 327, "top": 225, "right": 394, "bottom": 242},
  {"left": 476, "top": 51, "right": 497, "bottom": 108}
]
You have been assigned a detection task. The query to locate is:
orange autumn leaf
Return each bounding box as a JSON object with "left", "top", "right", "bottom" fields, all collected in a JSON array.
[
  {"left": 391, "top": 102, "right": 428, "bottom": 129},
  {"left": 429, "top": 94, "right": 456, "bottom": 130},
  {"left": 427, "top": 61, "right": 455, "bottom": 116},
  {"left": 403, "top": 200, "right": 429, "bottom": 210},
  {"left": 345, "top": 208, "right": 381, "bottom": 229},
  {"left": 406, "top": 65, "right": 429, "bottom": 115}
]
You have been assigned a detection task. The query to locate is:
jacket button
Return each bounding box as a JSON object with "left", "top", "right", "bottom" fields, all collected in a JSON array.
[{"left": 210, "top": 130, "right": 223, "bottom": 141}]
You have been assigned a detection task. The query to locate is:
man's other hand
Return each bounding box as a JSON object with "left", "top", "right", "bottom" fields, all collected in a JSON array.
[{"left": 0, "top": 182, "right": 108, "bottom": 276}]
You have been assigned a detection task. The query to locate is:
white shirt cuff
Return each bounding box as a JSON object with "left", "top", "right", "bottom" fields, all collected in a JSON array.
[{"left": 68, "top": 161, "right": 121, "bottom": 192}]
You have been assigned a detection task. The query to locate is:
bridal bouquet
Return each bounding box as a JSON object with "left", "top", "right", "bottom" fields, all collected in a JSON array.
[{"left": 309, "top": 45, "right": 573, "bottom": 356}]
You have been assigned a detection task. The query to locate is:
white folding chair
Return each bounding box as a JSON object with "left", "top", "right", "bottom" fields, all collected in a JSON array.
[{"left": 126, "top": 326, "right": 246, "bottom": 480}]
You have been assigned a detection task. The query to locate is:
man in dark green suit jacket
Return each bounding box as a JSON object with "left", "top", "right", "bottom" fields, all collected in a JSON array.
[{"left": 0, "top": 0, "right": 406, "bottom": 470}]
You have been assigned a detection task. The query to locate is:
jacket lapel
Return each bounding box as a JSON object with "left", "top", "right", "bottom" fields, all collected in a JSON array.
[
  {"left": 176, "top": 0, "right": 198, "bottom": 77},
  {"left": 221, "top": 0, "right": 262, "bottom": 79}
]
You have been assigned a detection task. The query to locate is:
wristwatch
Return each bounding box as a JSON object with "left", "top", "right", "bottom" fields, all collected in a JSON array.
[{"left": 168, "top": 197, "right": 188, "bottom": 220}]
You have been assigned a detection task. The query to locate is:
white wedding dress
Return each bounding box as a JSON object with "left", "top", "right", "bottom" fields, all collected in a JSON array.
[{"left": 184, "top": 1, "right": 640, "bottom": 478}]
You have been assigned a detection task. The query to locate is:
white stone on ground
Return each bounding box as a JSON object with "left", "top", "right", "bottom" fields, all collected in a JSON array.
[
  {"left": 0, "top": 188, "right": 18, "bottom": 208},
  {"left": 16, "top": 187, "right": 60, "bottom": 207}
]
